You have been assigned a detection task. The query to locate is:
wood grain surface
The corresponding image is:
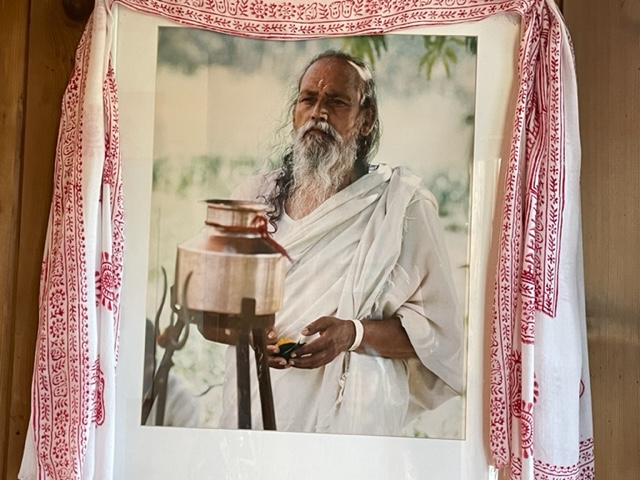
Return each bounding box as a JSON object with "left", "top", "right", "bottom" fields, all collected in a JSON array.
[
  {"left": 0, "top": 1, "right": 31, "bottom": 478},
  {"left": 0, "top": 1, "right": 86, "bottom": 479},
  {"left": 563, "top": 0, "right": 640, "bottom": 478}
]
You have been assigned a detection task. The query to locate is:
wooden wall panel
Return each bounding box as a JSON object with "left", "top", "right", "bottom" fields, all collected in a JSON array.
[
  {"left": 1, "top": 1, "right": 87, "bottom": 479},
  {"left": 563, "top": 1, "right": 640, "bottom": 479},
  {"left": 0, "top": 2, "right": 31, "bottom": 479}
]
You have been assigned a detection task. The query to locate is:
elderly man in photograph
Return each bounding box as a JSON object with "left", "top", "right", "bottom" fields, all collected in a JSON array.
[{"left": 220, "top": 50, "right": 463, "bottom": 436}]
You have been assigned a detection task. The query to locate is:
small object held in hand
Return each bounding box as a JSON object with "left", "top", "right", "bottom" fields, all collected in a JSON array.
[{"left": 276, "top": 337, "right": 305, "bottom": 360}]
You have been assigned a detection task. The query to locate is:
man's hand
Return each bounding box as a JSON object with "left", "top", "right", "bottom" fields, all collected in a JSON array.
[
  {"left": 266, "top": 316, "right": 417, "bottom": 370},
  {"left": 261, "top": 328, "right": 293, "bottom": 369},
  {"left": 287, "top": 316, "right": 356, "bottom": 369}
]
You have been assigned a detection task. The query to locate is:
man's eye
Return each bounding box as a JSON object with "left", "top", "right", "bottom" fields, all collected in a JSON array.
[
  {"left": 299, "top": 97, "right": 314, "bottom": 104},
  {"left": 329, "top": 99, "right": 347, "bottom": 106}
]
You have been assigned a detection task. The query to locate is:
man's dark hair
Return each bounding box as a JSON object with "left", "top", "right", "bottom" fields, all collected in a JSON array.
[{"left": 264, "top": 50, "right": 381, "bottom": 230}]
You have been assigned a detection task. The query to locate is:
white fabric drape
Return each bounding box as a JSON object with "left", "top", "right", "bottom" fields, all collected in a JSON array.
[
  {"left": 19, "top": 0, "right": 593, "bottom": 478},
  {"left": 496, "top": 4, "right": 594, "bottom": 477},
  {"left": 19, "top": 2, "right": 123, "bottom": 479}
]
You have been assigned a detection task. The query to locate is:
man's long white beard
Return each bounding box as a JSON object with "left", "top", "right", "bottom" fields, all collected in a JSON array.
[{"left": 289, "top": 120, "right": 359, "bottom": 215}]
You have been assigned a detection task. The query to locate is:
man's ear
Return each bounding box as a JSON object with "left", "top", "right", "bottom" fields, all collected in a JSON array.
[{"left": 358, "top": 106, "right": 376, "bottom": 137}]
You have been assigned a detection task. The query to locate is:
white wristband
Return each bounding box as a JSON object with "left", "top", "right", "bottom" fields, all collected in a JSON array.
[{"left": 348, "top": 319, "right": 364, "bottom": 351}]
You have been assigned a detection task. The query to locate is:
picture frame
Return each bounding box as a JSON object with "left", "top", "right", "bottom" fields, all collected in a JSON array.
[
  {"left": 144, "top": 24, "right": 477, "bottom": 436},
  {"left": 113, "top": 4, "right": 520, "bottom": 479}
]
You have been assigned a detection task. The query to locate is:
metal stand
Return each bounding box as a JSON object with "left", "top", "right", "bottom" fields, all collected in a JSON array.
[
  {"left": 200, "top": 298, "right": 276, "bottom": 430},
  {"left": 141, "top": 269, "right": 189, "bottom": 426}
]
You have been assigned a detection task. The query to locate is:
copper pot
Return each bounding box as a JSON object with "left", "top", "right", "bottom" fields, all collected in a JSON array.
[{"left": 175, "top": 200, "right": 286, "bottom": 315}]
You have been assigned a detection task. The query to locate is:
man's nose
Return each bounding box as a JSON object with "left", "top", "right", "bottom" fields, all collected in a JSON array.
[{"left": 311, "top": 100, "right": 328, "bottom": 121}]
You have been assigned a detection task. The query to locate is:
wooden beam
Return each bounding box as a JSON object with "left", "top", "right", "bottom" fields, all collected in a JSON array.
[
  {"left": 3, "top": 0, "right": 87, "bottom": 478},
  {"left": 0, "top": 1, "right": 31, "bottom": 478},
  {"left": 563, "top": 0, "right": 640, "bottom": 478}
]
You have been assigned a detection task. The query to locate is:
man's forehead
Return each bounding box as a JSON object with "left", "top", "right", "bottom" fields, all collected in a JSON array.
[{"left": 298, "top": 57, "right": 363, "bottom": 93}]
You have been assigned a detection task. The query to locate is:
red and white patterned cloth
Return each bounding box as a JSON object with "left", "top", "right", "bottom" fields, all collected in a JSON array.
[{"left": 20, "top": 0, "right": 593, "bottom": 479}]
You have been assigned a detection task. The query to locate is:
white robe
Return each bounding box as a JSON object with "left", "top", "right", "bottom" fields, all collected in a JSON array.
[
  {"left": 220, "top": 164, "right": 463, "bottom": 435},
  {"left": 144, "top": 375, "right": 205, "bottom": 428}
]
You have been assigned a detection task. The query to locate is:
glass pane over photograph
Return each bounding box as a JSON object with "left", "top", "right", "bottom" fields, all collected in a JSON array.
[{"left": 142, "top": 28, "right": 477, "bottom": 440}]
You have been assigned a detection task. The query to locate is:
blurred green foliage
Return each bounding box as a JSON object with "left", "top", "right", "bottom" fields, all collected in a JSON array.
[
  {"left": 340, "top": 35, "right": 388, "bottom": 69},
  {"left": 158, "top": 30, "right": 476, "bottom": 81},
  {"left": 341, "top": 34, "right": 477, "bottom": 80},
  {"left": 152, "top": 155, "right": 259, "bottom": 199}
]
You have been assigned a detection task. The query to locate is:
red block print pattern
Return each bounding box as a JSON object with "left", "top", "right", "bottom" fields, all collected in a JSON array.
[{"left": 30, "top": 0, "right": 591, "bottom": 478}]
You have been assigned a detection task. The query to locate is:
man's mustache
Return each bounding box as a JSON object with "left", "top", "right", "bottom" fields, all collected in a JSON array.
[{"left": 296, "top": 120, "right": 341, "bottom": 142}]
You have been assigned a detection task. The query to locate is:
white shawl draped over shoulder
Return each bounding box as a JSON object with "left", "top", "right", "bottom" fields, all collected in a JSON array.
[{"left": 221, "top": 164, "right": 463, "bottom": 435}]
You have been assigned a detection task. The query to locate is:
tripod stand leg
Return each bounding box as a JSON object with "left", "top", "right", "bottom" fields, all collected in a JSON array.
[
  {"left": 236, "top": 328, "right": 252, "bottom": 429},
  {"left": 252, "top": 327, "right": 277, "bottom": 430}
]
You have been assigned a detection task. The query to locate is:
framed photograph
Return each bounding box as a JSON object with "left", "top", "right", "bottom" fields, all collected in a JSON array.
[{"left": 114, "top": 5, "right": 520, "bottom": 479}]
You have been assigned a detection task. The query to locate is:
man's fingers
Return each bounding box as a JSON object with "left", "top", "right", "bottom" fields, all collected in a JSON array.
[
  {"left": 268, "top": 353, "right": 289, "bottom": 369},
  {"left": 289, "top": 351, "right": 329, "bottom": 369},
  {"left": 265, "top": 327, "right": 278, "bottom": 345},
  {"left": 268, "top": 359, "right": 288, "bottom": 369},
  {"left": 285, "top": 316, "right": 355, "bottom": 369},
  {"left": 301, "top": 316, "right": 334, "bottom": 336},
  {"left": 263, "top": 342, "right": 287, "bottom": 368},
  {"left": 289, "top": 335, "right": 327, "bottom": 358}
]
